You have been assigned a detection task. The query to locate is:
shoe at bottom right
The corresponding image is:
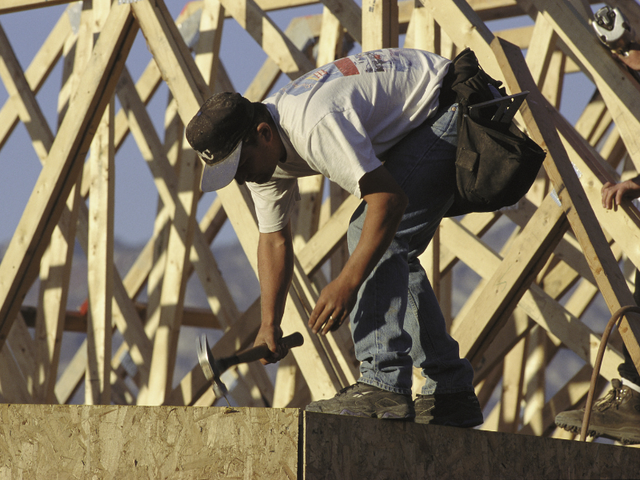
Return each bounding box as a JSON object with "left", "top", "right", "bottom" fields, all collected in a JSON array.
[{"left": 554, "top": 378, "right": 640, "bottom": 445}]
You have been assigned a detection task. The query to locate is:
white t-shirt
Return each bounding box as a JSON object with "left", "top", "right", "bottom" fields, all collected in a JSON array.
[{"left": 247, "top": 48, "right": 451, "bottom": 233}]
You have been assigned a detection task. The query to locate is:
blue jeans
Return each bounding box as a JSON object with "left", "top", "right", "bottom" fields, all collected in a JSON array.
[{"left": 348, "top": 104, "right": 475, "bottom": 396}]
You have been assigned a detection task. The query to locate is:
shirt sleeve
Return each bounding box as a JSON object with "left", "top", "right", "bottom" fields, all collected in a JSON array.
[{"left": 247, "top": 177, "right": 299, "bottom": 233}]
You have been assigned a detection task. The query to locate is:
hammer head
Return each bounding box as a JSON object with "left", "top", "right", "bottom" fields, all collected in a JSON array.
[{"left": 196, "top": 335, "right": 228, "bottom": 399}]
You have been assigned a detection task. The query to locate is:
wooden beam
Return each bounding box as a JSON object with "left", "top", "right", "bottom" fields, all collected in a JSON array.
[
  {"left": 218, "top": 0, "right": 314, "bottom": 80},
  {"left": 531, "top": 0, "right": 640, "bottom": 170},
  {"left": 320, "top": 0, "right": 362, "bottom": 44},
  {"left": 442, "top": 215, "right": 624, "bottom": 379},
  {"left": 0, "top": 4, "right": 137, "bottom": 348},
  {"left": 85, "top": 97, "right": 115, "bottom": 405},
  {"left": 361, "top": 0, "right": 399, "bottom": 50},
  {"left": 498, "top": 331, "right": 526, "bottom": 433},
  {"left": 316, "top": 6, "right": 344, "bottom": 67},
  {"left": 492, "top": 38, "right": 640, "bottom": 372},
  {"left": 0, "top": 9, "right": 68, "bottom": 154},
  {"left": 0, "top": 0, "right": 71, "bottom": 14},
  {"left": 132, "top": 0, "right": 202, "bottom": 406},
  {"left": 453, "top": 196, "right": 565, "bottom": 362}
]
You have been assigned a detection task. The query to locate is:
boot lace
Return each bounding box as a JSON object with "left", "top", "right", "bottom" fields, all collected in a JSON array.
[{"left": 594, "top": 380, "right": 627, "bottom": 412}]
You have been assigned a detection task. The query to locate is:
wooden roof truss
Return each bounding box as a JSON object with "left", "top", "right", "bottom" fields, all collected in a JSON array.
[{"left": 0, "top": 0, "right": 639, "bottom": 440}]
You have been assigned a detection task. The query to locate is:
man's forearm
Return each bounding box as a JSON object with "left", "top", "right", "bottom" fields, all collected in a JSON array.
[
  {"left": 345, "top": 165, "right": 408, "bottom": 289},
  {"left": 258, "top": 223, "right": 294, "bottom": 328},
  {"left": 340, "top": 191, "right": 407, "bottom": 291},
  {"left": 307, "top": 165, "right": 408, "bottom": 334}
]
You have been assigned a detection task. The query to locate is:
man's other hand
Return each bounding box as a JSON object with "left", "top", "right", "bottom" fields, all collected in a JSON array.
[{"left": 601, "top": 177, "right": 640, "bottom": 210}]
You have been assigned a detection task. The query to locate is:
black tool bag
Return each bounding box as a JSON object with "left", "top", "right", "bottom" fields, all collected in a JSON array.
[{"left": 443, "top": 49, "right": 546, "bottom": 217}]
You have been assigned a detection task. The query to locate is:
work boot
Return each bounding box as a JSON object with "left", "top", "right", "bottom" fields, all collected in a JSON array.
[
  {"left": 555, "top": 379, "right": 640, "bottom": 445},
  {"left": 305, "top": 382, "right": 414, "bottom": 420},
  {"left": 414, "top": 390, "right": 484, "bottom": 428}
]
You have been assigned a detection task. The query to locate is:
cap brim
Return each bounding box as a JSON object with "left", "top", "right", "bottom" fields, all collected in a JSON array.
[{"left": 199, "top": 141, "right": 242, "bottom": 192}]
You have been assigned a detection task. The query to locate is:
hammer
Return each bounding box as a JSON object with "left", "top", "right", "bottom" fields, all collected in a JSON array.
[{"left": 196, "top": 332, "right": 304, "bottom": 405}]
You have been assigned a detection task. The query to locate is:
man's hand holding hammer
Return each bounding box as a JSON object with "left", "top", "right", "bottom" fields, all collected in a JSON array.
[{"left": 254, "top": 323, "right": 290, "bottom": 365}]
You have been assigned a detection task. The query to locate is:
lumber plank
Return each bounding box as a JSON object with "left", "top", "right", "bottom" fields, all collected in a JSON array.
[
  {"left": 552, "top": 111, "right": 640, "bottom": 272},
  {"left": 124, "top": 1, "right": 238, "bottom": 332},
  {"left": 0, "top": 4, "right": 137, "bottom": 348},
  {"left": 218, "top": 0, "right": 314, "bottom": 79},
  {"left": 531, "top": 0, "right": 640, "bottom": 170},
  {"left": 244, "top": 16, "right": 317, "bottom": 107},
  {"left": 0, "top": 341, "right": 32, "bottom": 403},
  {"left": 194, "top": 0, "right": 225, "bottom": 87},
  {"left": 298, "top": 195, "right": 359, "bottom": 277},
  {"left": 320, "top": 0, "right": 362, "bottom": 44},
  {"left": 498, "top": 330, "right": 526, "bottom": 433},
  {"left": 6, "top": 314, "right": 37, "bottom": 397},
  {"left": 522, "top": 326, "right": 550, "bottom": 435},
  {"left": 523, "top": 2, "right": 557, "bottom": 88},
  {"left": 284, "top": 257, "right": 357, "bottom": 397},
  {"left": 293, "top": 175, "right": 324, "bottom": 250},
  {"left": 85, "top": 99, "right": 115, "bottom": 405},
  {"left": 34, "top": 221, "right": 78, "bottom": 403},
  {"left": 0, "top": 0, "right": 71, "bottom": 14},
  {"left": 84, "top": 2, "right": 115, "bottom": 406},
  {"left": 503, "top": 201, "right": 595, "bottom": 285},
  {"left": 0, "top": 6, "right": 68, "bottom": 153},
  {"left": 54, "top": 337, "right": 87, "bottom": 404},
  {"left": 326, "top": 184, "right": 351, "bottom": 281},
  {"left": 473, "top": 310, "right": 532, "bottom": 383},
  {"left": 540, "top": 50, "right": 565, "bottom": 109},
  {"left": 443, "top": 214, "right": 624, "bottom": 379},
  {"left": 74, "top": 198, "right": 154, "bottom": 385},
  {"left": 0, "top": 24, "right": 52, "bottom": 161},
  {"left": 21, "top": 304, "right": 224, "bottom": 333},
  {"left": 453, "top": 196, "right": 565, "bottom": 362},
  {"left": 575, "top": 91, "right": 609, "bottom": 146},
  {"left": 0, "top": 9, "right": 82, "bottom": 403},
  {"left": 134, "top": 2, "right": 202, "bottom": 405},
  {"left": 487, "top": 34, "right": 640, "bottom": 377},
  {"left": 115, "top": 69, "right": 241, "bottom": 328},
  {"left": 404, "top": 2, "right": 440, "bottom": 52},
  {"left": 518, "top": 364, "right": 594, "bottom": 437},
  {"left": 272, "top": 354, "right": 299, "bottom": 407},
  {"left": 361, "top": 0, "right": 398, "bottom": 51},
  {"left": 316, "top": 6, "right": 343, "bottom": 67},
  {"left": 419, "top": 0, "right": 500, "bottom": 76}
]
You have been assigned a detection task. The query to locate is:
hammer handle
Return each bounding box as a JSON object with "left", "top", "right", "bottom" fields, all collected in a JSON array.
[{"left": 228, "top": 332, "right": 304, "bottom": 367}]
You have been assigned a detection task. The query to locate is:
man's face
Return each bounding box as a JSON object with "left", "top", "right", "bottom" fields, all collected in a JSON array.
[{"left": 233, "top": 123, "right": 284, "bottom": 185}]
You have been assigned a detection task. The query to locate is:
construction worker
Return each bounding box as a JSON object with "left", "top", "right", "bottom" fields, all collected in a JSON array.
[
  {"left": 555, "top": 175, "right": 640, "bottom": 444},
  {"left": 555, "top": 46, "right": 640, "bottom": 444},
  {"left": 186, "top": 48, "right": 483, "bottom": 426}
]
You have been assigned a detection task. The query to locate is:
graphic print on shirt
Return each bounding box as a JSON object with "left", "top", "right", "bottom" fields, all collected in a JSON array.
[{"left": 281, "top": 49, "right": 414, "bottom": 97}]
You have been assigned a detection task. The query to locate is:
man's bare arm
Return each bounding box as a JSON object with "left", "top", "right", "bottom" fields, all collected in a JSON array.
[
  {"left": 255, "top": 222, "right": 294, "bottom": 363},
  {"left": 308, "top": 165, "right": 408, "bottom": 334}
]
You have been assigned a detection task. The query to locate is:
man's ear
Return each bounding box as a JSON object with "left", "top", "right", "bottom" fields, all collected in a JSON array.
[{"left": 256, "top": 122, "right": 273, "bottom": 143}]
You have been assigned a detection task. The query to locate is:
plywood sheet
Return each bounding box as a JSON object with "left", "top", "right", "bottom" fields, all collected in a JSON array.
[
  {"left": 303, "top": 412, "right": 640, "bottom": 479},
  {"left": 0, "top": 404, "right": 299, "bottom": 479}
]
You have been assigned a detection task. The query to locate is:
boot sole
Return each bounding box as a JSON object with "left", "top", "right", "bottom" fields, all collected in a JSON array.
[
  {"left": 556, "top": 421, "right": 640, "bottom": 445},
  {"left": 306, "top": 406, "right": 413, "bottom": 420},
  {"left": 416, "top": 415, "right": 483, "bottom": 428}
]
